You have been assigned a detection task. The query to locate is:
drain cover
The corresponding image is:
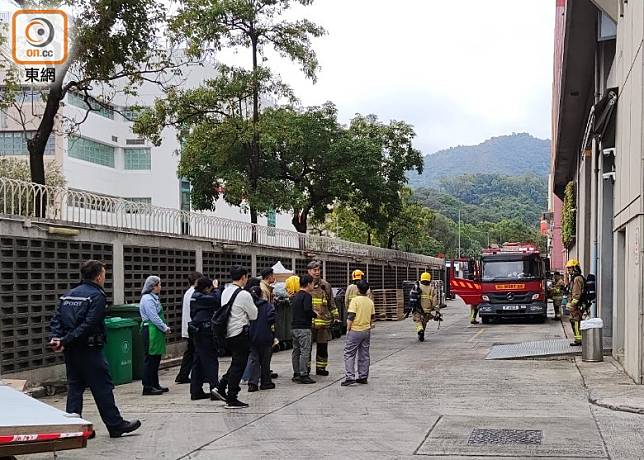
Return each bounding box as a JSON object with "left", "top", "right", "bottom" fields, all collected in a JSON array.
[
  {"left": 468, "top": 428, "right": 543, "bottom": 445},
  {"left": 486, "top": 339, "right": 580, "bottom": 360}
]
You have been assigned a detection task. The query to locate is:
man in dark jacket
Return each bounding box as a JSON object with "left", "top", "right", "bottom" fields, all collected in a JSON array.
[
  {"left": 247, "top": 281, "right": 276, "bottom": 391},
  {"left": 291, "top": 274, "right": 316, "bottom": 384},
  {"left": 189, "top": 277, "right": 222, "bottom": 401},
  {"left": 49, "top": 260, "right": 141, "bottom": 438}
]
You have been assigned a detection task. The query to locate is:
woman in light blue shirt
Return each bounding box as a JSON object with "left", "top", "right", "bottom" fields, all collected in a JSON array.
[{"left": 139, "top": 276, "right": 170, "bottom": 396}]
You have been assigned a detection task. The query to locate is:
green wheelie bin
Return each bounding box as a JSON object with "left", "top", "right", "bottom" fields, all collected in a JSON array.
[
  {"left": 107, "top": 304, "right": 144, "bottom": 380},
  {"left": 103, "top": 317, "right": 137, "bottom": 385}
]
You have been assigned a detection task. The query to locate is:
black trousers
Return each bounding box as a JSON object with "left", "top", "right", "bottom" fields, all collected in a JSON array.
[
  {"left": 142, "top": 326, "right": 161, "bottom": 390},
  {"left": 64, "top": 348, "right": 124, "bottom": 430},
  {"left": 190, "top": 325, "right": 219, "bottom": 396},
  {"left": 248, "top": 343, "right": 273, "bottom": 387},
  {"left": 176, "top": 329, "right": 195, "bottom": 382},
  {"left": 218, "top": 333, "right": 250, "bottom": 401}
]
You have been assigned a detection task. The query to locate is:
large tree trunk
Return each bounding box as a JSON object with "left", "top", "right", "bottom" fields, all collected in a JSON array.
[
  {"left": 387, "top": 232, "right": 395, "bottom": 249},
  {"left": 27, "top": 78, "right": 65, "bottom": 217}
]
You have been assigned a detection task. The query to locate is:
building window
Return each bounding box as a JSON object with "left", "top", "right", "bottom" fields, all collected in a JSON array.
[
  {"left": 124, "top": 148, "right": 151, "bottom": 170},
  {"left": 122, "top": 106, "right": 146, "bottom": 122},
  {"left": 0, "top": 131, "right": 55, "bottom": 156},
  {"left": 67, "top": 92, "right": 115, "bottom": 119},
  {"left": 180, "top": 180, "right": 191, "bottom": 211},
  {"left": 68, "top": 137, "right": 115, "bottom": 167}
]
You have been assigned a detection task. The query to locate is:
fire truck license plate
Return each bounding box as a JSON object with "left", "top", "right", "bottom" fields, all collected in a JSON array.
[{"left": 503, "top": 305, "right": 520, "bottom": 311}]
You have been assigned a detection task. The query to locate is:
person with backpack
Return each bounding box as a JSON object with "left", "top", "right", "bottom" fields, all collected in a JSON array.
[
  {"left": 189, "top": 277, "right": 222, "bottom": 401},
  {"left": 175, "top": 271, "right": 203, "bottom": 384},
  {"left": 139, "top": 275, "right": 171, "bottom": 395},
  {"left": 212, "top": 266, "right": 257, "bottom": 409},
  {"left": 565, "top": 259, "right": 588, "bottom": 346},
  {"left": 246, "top": 279, "right": 277, "bottom": 392},
  {"left": 49, "top": 260, "right": 141, "bottom": 438}
]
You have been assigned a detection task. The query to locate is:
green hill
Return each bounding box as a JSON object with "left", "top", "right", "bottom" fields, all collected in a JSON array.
[{"left": 408, "top": 132, "right": 550, "bottom": 188}]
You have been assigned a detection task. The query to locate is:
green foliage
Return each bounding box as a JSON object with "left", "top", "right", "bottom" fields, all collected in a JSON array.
[
  {"left": 408, "top": 133, "right": 550, "bottom": 188},
  {"left": 413, "top": 173, "right": 547, "bottom": 226},
  {"left": 0, "top": 158, "right": 65, "bottom": 186},
  {"left": 562, "top": 181, "right": 576, "bottom": 249}
]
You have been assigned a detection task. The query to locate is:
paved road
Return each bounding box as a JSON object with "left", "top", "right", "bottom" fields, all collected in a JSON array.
[{"left": 33, "top": 299, "right": 644, "bottom": 459}]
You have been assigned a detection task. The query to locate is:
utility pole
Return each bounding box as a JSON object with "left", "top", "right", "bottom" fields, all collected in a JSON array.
[{"left": 458, "top": 208, "right": 461, "bottom": 259}]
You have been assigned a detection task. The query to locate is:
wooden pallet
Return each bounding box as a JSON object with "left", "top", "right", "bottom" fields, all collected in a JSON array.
[{"left": 372, "top": 289, "right": 404, "bottom": 321}]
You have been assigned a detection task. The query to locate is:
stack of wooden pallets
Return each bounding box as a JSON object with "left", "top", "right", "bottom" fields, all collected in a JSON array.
[{"left": 371, "top": 289, "right": 405, "bottom": 321}]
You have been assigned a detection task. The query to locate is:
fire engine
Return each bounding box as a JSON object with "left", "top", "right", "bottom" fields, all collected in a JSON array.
[{"left": 449, "top": 243, "right": 549, "bottom": 323}]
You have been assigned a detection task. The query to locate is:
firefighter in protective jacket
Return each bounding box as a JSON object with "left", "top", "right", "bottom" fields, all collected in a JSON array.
[
  {"left": 345, "top": 269, "right": 374, "bottom": 308},
  {"left": 566, "top": 259, "right": 586, "bottom": 346},
  {"left": 307, "top": 261, "right": 339, "bottom": 375},
  {"left": 410, "top": 272, "right": 439, "bottom": 342}
]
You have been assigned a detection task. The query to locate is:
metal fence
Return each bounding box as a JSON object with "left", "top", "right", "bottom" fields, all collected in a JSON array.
[{"left": 0, "top": 177, "right": 443, "bottom": 266}]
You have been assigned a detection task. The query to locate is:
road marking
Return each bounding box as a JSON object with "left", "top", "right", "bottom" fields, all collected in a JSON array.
[{"left": 468, "top": 329, "right": 485, "bottom": 343}]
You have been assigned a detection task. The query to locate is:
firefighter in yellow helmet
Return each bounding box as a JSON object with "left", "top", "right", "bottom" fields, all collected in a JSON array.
[
  {"left": 566, "top": 259, "right": 586, "bottom": 346},
  {"left": 410, "top": 272, "right": 439, "bottom": 342},
  {"left": 345, "top": 269, "right": 374, "bottom": 312},
  {"left": 307, "top": 261, "right": 339, "bottom": 376}
]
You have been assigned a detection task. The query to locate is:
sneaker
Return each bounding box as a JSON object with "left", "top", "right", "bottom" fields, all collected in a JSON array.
[
  {"left": 341, "top": 379, "right": 356, "bottom": 386},
  {"left": 315, "top": 369, "right": 329, "bottom": 376},
  {"left": 570, "top": 342, "right": 582, "bottom": 347},
  {"left": 418, "top": 330, "right": 425, "bottom": 342},
  {"left": 248, "top": 383, "right": 259, "bottom": 393},
  {"left": 108, "top": 420, "right": 141, "bottom": 438},
  {"left": 211, "top": 388, "right": 227, "bottom": 402},
  {"left": 356, "top": 378, "right": 368, "bottom": 384},
  {"left": 175, "top": 377, "right": 190, "bottom": 384},
  {"left": 260, "top": 383, "right": 276, "bottom": 390},
  {"left": 191, "top": 392, "right": 210, "bottom": 401},
  {"left": 225, "top": 399, "right": 249, "bottom": 409},
  {"left": 298, "top": 376, "right": 316, "bottom": 384},
  {"left": 154, "top": 386, "right": 169, "bottom": 393},
  {"left": 470, "top": 320, "right": 480, "bottom": 325}
]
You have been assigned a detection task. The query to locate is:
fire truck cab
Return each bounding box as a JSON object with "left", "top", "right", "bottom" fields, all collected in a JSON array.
[{"left": 450, "top": 243, "right": 548, "bottom": 323}]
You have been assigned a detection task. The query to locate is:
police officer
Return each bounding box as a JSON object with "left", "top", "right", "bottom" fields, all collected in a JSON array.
[
  {"left": 566, "top": 259, "right": 586, "bottom": 346},
  {"left": 307, "top": 261, "right": 339, "bottom": 376},
  {"left": 411, "top": 272, "right": 439, "bottom": 342},
  {"left": 49, "top": 260, "right": 141, "bottom": 438}
]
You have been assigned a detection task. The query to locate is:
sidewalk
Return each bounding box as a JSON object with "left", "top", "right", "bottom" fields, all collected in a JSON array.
[{"left": 28, "top": 300, "right": 644, "bottom": 459}]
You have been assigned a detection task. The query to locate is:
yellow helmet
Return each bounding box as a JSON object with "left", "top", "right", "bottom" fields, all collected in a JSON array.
[
  {"left": 565, "top": 259, "right": 580, "bottom": 269},
  {"left": 352, "top": 269, "right": 365, "bottom": 281},
  {"left": 420, "top": 272, "right": 431, "bottom": 282},
  {"left": 285, "top": 275, "right": 300, "bottom": 296}
]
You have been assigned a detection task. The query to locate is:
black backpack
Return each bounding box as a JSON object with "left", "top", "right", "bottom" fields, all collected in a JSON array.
[
  {"left": 211, "top": 287, "right": 242, "bottom": 338},
  {"left": 583, "top": 274, "right": 597, "bottom": 303}
]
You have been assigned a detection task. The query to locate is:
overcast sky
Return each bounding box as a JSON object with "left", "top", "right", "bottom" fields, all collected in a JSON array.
[{"left": 253, "top": 0, "right": 555, "bottom": 155}]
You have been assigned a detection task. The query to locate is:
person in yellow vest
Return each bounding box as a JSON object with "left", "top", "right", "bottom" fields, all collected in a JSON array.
[
  {"left": 345, "top": 270, "right": 374, "bottom": 310},
  {"left": 412, "top": 272, "right": 439, "bottom": 342},
  {"left": 565, "top": 259, "right": 586, "bottom": 346},
  {"left": 307, "top": 261, "right": 339, "bottom": 376}
]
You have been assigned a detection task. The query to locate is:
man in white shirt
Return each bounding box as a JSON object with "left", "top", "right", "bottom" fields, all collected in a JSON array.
[
  {"left": 213, "top": 266, "right": 257, "bottom": 409},
  {"left": 175, "top": 271, "right": 202, "bottom": 384}
]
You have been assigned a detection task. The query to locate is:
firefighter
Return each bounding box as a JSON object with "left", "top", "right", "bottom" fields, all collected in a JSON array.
[
  {"left": 345, "top": 270, "right": 373, "bottom": 309},
  {"left": 307, "top": 261, "right": 339, "bottom": 376},
  {"left": 411, "top": 272, "right": 439, "bottom": 342},
  {"left": 566, "top": 259, "right": 586, "bottom": 346},
  {"left": 549, "top": 272, "right": 565, "bottom": 320},
  {"left": 469, "top": 305, "right": 480, "bottom": 325}
]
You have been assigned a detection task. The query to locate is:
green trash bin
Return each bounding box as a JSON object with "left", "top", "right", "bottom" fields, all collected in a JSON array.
[
  {"left": 104, "top": 317, "right": 137, "bottom": 385},
  {"left": 107, "top": 304, "right": 144, "bottom": 380}
]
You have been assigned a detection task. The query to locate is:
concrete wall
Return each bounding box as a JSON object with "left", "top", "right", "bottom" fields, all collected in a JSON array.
[
  {"left": 0, "top": 217, "right": 441, "bottom": 385},
  {"left": 611, "top": 0, "right": 644, "bottom": 382}
]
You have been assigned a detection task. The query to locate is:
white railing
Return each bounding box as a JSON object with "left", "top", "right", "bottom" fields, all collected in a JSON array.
[{"left": 0, "top": 177, "right": 443, "bottom": 266}]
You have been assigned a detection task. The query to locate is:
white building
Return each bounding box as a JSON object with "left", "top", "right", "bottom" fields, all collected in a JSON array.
[{"left": 0, "top": 51, "right": 292, "bottom": 230}]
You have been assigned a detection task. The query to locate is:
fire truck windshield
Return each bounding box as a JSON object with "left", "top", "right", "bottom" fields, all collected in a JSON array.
[{"left": 481, "top": 259, "right": 541, "bottom": 282}]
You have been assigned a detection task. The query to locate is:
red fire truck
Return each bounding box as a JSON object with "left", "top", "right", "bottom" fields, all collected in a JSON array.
[{"left": 449, "top": 243, "right": 549, "bottom": 323}]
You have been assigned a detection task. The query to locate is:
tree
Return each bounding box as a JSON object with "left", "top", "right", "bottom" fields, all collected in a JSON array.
[
  {"left": 169, "top": 0, "right": 325, "bottom": 223},
  {"left": 0, "top": 0, "right": 177, "bottom": 215}
]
